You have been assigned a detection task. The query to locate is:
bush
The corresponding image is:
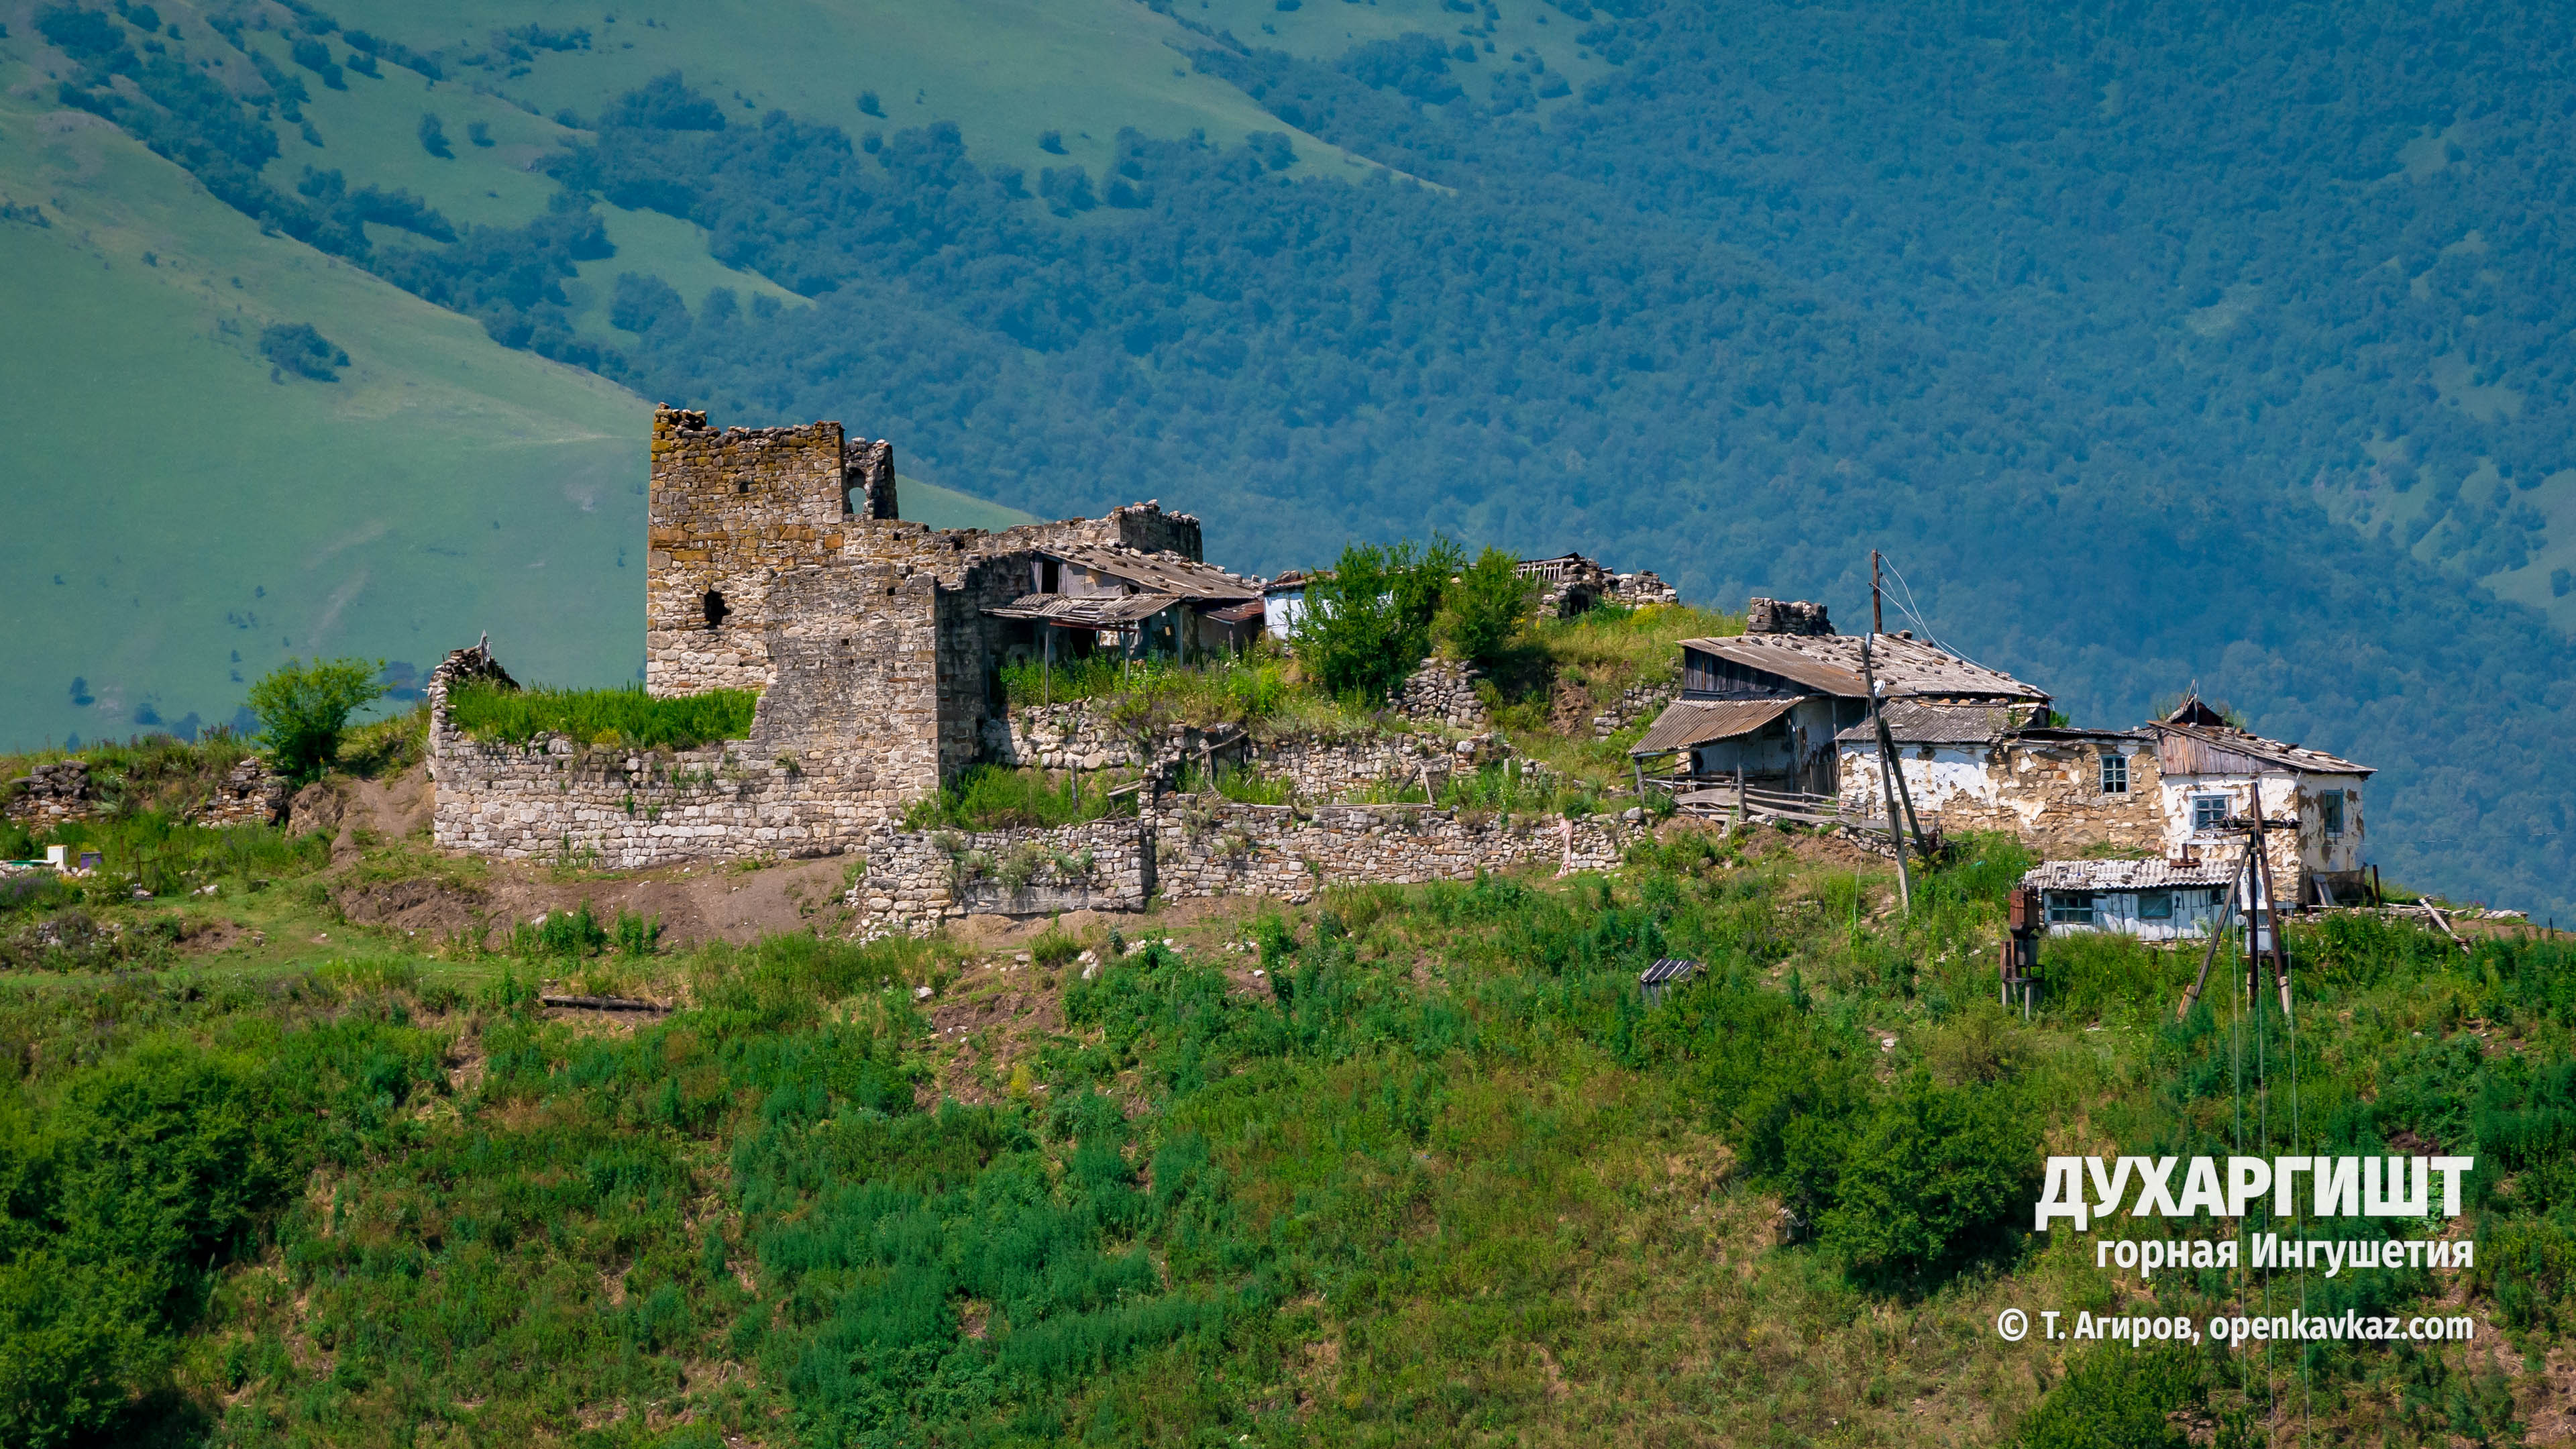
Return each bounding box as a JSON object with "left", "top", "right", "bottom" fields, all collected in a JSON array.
[
  {"left": 417, "top": 111, "right": 451, "bottom": 157},
  {"left": 2015, "top": 1347, "right": 2201, "bottom": 1448},
  {"left": 257, "top": 322, "right": 347, "bottom": 381},
  {"left": 1436, "top": 545, "right": 1539, "bottom": 665},
  {"left": 444, "top": 680, "right": 757, "bottom": 751},
  {"left": 1292, "top": 538, "right": 1463, "bottom": 700},
  {"left": 1817, "top": 1070, "right": 2037, "bottom": 1290},
  {"left": 246, "top": 656, "right": 386, "bottom": 784}
]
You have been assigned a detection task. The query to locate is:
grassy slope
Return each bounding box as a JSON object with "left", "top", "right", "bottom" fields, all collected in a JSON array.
[
  {"left": 0, "top": 794, "right": 2560, "bottom": 1446},
  {"left": 0, "top": 3, "right": 1067, "bottom": 751},
  {"left": 0, "top": 64, "right": 651, "bottom": 749}
]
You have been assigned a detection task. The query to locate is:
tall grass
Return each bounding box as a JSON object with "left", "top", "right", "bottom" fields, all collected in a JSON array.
[
  {"left": 445, "top": 680, "right": 758, "bottom": 749},
  {"left": 902, "top": 764, "right": 1136, "bottom": 830}
]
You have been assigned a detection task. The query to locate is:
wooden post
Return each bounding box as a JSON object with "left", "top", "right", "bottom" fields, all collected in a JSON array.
[
  {"left": 1872, "top": 549, "right": 1884, "bottom": 637},
  {"left": 1042, "top": 626, "right": 1052, "bottom": 709},
  {"left": 2177, "top": 840, "right": 2251, "bottom": 1020},
  {"left": 1735, "top": 765, "right": 1746, "bottom": 832},
  {"left": 1860, "top": 635, "right": 1911, "bottom": 913}
]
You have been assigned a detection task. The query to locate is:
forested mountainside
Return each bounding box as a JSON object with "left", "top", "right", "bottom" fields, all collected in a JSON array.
[{"left": 7, "top": 0, "right": 2575, "bottom": 912}]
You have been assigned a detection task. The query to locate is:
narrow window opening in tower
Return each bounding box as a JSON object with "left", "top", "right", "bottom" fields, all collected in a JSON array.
[{"left": 702, "top": 590, "right": 730, "bottom": 629}]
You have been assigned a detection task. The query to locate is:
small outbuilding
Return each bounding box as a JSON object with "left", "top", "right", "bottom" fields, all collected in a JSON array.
[{"left": 2019, "top": 859, "right": 2239, "bottom": 941}]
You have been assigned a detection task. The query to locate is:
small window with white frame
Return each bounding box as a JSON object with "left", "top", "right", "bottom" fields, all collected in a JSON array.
[
  {"left": 2100, "top": 752, "right": 2129, "bottom": 794},
  {"left": 2192, "top": 794, "right": 2229, "bottom": 832},
  {"left": 2320, "top": 790, "right": 2347, "bottom": 837}
]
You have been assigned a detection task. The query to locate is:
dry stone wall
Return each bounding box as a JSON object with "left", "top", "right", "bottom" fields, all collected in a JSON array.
[
  {"left": 1395, "top": 657, "right": 1491, "bottom": 731},
  {"left": 3, "top": 761, "right": 95, "bottom": 828},
  {"left": 1592, "top": 685, "right": 1674, "bottom": 739},
  {"left": 845, "top": 797, "right": 1635, "bottom": 934},
  {"left": 847, "top": 819, "right": 1150, "bottom": 936}
]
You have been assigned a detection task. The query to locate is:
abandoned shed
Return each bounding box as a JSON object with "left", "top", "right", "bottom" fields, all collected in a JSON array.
[{"left": 2019, "top": 859, "right": 2239, "bottom": 941}]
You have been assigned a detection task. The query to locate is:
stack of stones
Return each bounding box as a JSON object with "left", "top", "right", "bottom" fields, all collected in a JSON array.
[
  {"left": 197, "top": 758, "right": 288, "bottom": 828},
  {"left": 1609, "top": 571, "right": 1681, "bottom": 607},
  {"left": 1395, "top": 657, "right": 1491, "bottom": 731},
  {"left": 2, "top": 761, "right": 96, "bottom": 827},
  {"left": 1745, "top": 597, "right": 1833, "bottom": 635},
  {"left": 1592, "top": 686, "right": 1675, "bottom": 739}
]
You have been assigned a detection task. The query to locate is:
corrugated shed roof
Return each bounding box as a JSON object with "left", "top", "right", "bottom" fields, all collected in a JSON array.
[
  {"left": 1203, "top": 600, "right": 1265, "bottom": 625},
  {"left": 1678, "top": 633, "right": 2049, "bottom": 703},
  {"left": 2153, "top": 722, "right": 2372, "bottom": 778},
  {"left": 2020, "top": 859, "right": 2240, "bottom": 891},
  {"left": 1041, "top": 543, "right": 1261, "bottom": 601},
  {"left": 1638, "top": 957, "right": 1703, "bottom": 986},
  {"left": 1831, "top": 702, "right": 2015, "bottom": 746},
  {"left": 987, "top": 592, "right": 1177, "bottom": 625},
  {"left": 1629, "top": 698, "right": 1802, "bottom": 754}
]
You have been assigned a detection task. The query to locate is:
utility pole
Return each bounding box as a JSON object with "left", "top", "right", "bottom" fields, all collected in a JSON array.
[
  {"left": 1860, "top": 634, "right": 1911, "bottom": 913},
  {"left": 1872, "top": 549, "right": 1884, "bottom": 637}
]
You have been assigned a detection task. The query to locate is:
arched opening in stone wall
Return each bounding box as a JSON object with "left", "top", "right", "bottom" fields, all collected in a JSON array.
[{"left": 702, "top": 590, "right": 731, "bottom": 629}]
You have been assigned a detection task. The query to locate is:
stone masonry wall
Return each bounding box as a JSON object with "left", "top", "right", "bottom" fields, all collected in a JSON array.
[
  {"left": 645, "top": 407, "right": 855, "bottom": 698},
  {"left": 1592, "top": 685, "right": 1674, "bottom": 739},
  {"left": 847, "top": 820, "right": 1150, "bottom": 936},
  {"left": 1841, "top": 738, "right": 2165, "bottom": 855},
  {"left": 845, "top": 798, "right": 1634, "bottom": 934},
  {"left": 1395, "top": 657, "right": 1491, "bottom": 731}
]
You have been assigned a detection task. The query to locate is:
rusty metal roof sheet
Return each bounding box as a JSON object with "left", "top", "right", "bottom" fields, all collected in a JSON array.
[
  {"left": 2151, "top": 722, "right": 2373, "bottom": 778},
  {"left": 1629, "top": 698, "right": 1803, "bottom": 755},
  {"left": 2021, "top": 859, "right": 2241, "bottom": 891},
  {"left": 1677, "top": 633, "right": 2049, "bottom": 704},
  {"left": 987, "top": 592, "right": 1177, "bottom": 626},
  {"left": 1040, "top": 543, "right": 1262, "bottom": 601},
  {"left": 1831, "top": 702, "right": 2016, "bottom": 746},
  {"left": 1202, "top": 600, "right": 1265, "bottom": 625}
]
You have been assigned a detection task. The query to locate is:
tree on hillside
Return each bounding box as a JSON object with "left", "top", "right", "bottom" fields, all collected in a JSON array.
[
  {"left": 246, "top": 657, "right": 385, "bottom": 784},
  {"left": 1436, "top": 547, "right": 1539, "bottom": 667},
  {"left": 1292, "top": 539, "right": 1462, "bottom": 700}
]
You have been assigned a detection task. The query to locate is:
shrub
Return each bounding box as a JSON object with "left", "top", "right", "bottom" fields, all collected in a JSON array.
[
  {"left": 257, "top": 322, "right": 348, "bottom": 381},
  {"left": 1817, "top": 1070, "right": 2037, "bottom": 1290},
  {"left": 2015, "top": 1347, "right": 2201, "bottom": 1448},
  {"left": 417, "top": 111, "right": 451, "bottom": 156},
  {"left": 1292, "top": 538, "right": 1463, "bottom": 700},
  {"left": 445, "top": 681, "right": 757, "bottom": 751},
  {"left": 1436, "top": 545, "right": 1539, "bottom": 665},
  {"left": 246, "top": 656, "right": 386, "bottom": 783}
]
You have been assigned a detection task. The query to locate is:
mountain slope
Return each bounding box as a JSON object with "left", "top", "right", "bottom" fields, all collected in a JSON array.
[{"left": 6, "top": 0, "right": 2574, "bottom": 912}]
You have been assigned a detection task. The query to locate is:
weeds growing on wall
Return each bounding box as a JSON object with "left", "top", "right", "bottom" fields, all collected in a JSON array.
[
  {"left": 445, "top": 681, "right": 759, "bottom": 750},
  {"left": 901, "top": 765, "right": 1136, "bottom": 831}
]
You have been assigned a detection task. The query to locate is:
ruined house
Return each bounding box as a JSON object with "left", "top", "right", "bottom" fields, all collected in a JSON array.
[
  {"left": 2143, "top": 697, "right": 2372, "bottom": 906},
  {"left": 1629, "top": 603, "right": 2053, "bottom": 797},
  {"left": 1832, "top": 705, "right": 2161, "bottom": 856},
  {"left": 432, "top": 407, "right": 1260, "bottom": 865},
  {"left": 1514, "top": 553, "right": 1682, "bottom": 615}
]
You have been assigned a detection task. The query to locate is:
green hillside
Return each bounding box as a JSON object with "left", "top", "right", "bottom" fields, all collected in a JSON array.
[
  {"left": 0, "top": 22, "right": 1030, "bottom": 751},
  {"left": 0, "top": 66, "right": 645, "bottom": 749},
  {"left": 9, "top": 0, "right": 2576, "bottom": 911}
]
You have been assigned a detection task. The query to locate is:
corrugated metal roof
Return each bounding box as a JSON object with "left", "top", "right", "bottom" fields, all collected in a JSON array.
[
  {"left": 1639, "top": 957, "right": 1703, "bottom": 986},
  {"left": 1203, "top": 600, "right": 1265, "bottom": 625},
  {"left": 1041, "top": 543, "right": 1262, "bottom": 601},
  {"left": 1678, "top": 633, "right": 2049, "bottom": 703},
  {"left": 987, "top": 592, "right": 1177, "bottom": 625},
  {"left": 2152, "top": 722, "right": 2372, "bottom": 778},
  {"left": 2020, "top": 859, "right": 2239, "bottom": 891},
  {"left": 1831, "top": 702, "right": 2015, "bottom": 746},
  {"left": 1629, "top": 698, "right": 1801, "bottom": 754}
]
